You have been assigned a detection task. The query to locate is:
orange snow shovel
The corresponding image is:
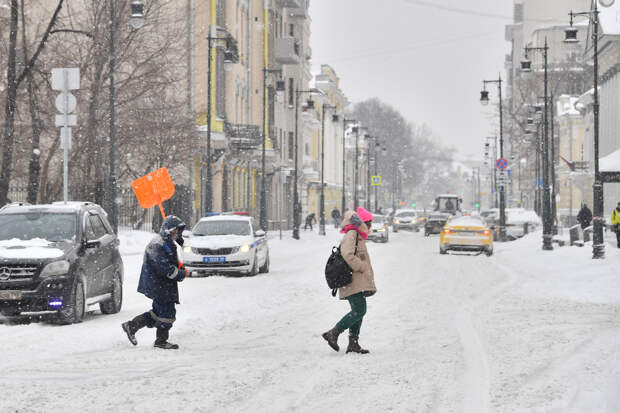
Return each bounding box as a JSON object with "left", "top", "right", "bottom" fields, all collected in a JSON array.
[{"left": 131, "top": 167, "right": 175, "bottom": 219}]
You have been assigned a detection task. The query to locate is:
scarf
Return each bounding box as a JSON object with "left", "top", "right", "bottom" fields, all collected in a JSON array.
[{"left": 340, "top": 224, "right": 368, "bottom": 240}]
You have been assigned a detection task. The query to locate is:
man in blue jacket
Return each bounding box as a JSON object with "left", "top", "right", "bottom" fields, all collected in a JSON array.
[{"left": 122, "top": 216, "right": 188, "bottom": 349}]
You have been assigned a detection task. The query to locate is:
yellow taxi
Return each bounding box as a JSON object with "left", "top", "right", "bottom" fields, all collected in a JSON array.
[{"left": 439, "top": 215, "right": 493, "bottom": 256}]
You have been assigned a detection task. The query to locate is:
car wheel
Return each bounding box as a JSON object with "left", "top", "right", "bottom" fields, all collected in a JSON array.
[
  {"left": 247, "top": 253, "right": 259, "bottom": 276},
  {"left": 100, "top": 273, "right": 122, "bottom": 314},
  {"left": 57, "top": 279, "right": 85, "bottom": 324},
  {"left": 439, "top": 247, "right": 447, "bottom": 255},
  {"left": 393, "top": 227, "right": 398, "bottom": 233},
  {"left": 259, "top": 251, "right": 270, "bottom": 274},
  {"left": 485, "top": 248, "right": 493, "bottom": 257}
]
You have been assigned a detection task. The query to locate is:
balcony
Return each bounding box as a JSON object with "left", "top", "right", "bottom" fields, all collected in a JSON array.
[
  {"left": 288, "top": 7, "right": 307, "bottom": 19},
  {"left": 275, "top": 37, "right": 300, "bottom": 65},
  {"left": 224, "top": 122, "right": 262, "bottom": 151}
]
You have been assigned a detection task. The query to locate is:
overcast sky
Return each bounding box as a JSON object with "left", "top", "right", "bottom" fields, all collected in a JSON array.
[{"left": 309, "top": 0, "right": 513, "bottom": 161}]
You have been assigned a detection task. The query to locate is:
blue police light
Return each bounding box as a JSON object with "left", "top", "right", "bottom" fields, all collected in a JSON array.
[
  {"left": 48, "top": 300, "right": 63, "bottom": 308},
  {"left": 204, "top": 212, "right": 221, "bottom": 216}
]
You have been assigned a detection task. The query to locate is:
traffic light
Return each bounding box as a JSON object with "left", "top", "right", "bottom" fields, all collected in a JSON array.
[
  {"left": 400, "top": 201, "right": 406, "bottom": 206},
  {"left": 475, "top": 203, "right": 480, "bottom": 208},
  {"left": 411, "top": 202, "right": 416, "bottom": 208}
]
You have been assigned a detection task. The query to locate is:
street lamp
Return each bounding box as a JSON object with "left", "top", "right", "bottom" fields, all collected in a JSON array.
[
  {"left": 352, "top": 125, "right": 367, "bottom": 209},
  {"left": 480, "top": 75, "right": 506, "bottom": 241},
  {"left": 108, "top": 0, "right": 146, "bottom": 232},
  {"left": 260, "top": 68, "right": 283, "bottom": 232},
  {"left": 375, "top": 142, "right": 387, "bottom": 212},
  {"left": 566, "top": 2, "right": 607, "bottom": 258},
  {"left": 293, "top": 88, "right": 322, "bottom": 240},
  {"left": 522, "top": 38, "right": 553, "bottom": 250},
  {"left": 204, "top": 27, "right": 238, "bottom": 215},
  {"left": 319, "top": 103, "right": 337, "bottom": 235}
]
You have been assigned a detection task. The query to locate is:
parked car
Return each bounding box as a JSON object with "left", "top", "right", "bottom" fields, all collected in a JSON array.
[
  {"left": 367, "top": 214, "right": 389, "bottom": 243},
  {"left": 182, "top": 213, "right": 269, "bottom": 276},
  {"left": 0, "top": 202, "right": 124, "bottom": 323},
  {"left": 440, "top": 215, "right": 493, "bottom": 256},
  {"left": 392, "top": 209, "right": 421, "bottom": 232},
  {"left": 505, "top": 209, "right": 541, "bottom": 239}
]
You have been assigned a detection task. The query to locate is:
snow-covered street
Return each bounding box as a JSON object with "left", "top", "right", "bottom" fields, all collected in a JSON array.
[{"left": 1, "top": 229, "right": 619, "bottom": 412}]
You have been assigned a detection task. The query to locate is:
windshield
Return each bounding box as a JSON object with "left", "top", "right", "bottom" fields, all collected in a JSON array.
[
  {"left": 396, "top": 211, "right": 416, "bottom": 218},
  {"left": 373, "top": 216, "right": 385, "bottom": 224},
  {"left": 0, "top": 213, "right": 77, "bottom": 242},
  {"left": 193, "top": 220, "right": 251, "bottom": 236},
  {"left": 436, "top": 198, "right": 458, "bottom": 212}
]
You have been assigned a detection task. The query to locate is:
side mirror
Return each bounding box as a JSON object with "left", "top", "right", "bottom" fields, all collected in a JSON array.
[
  {"left": 84, "top": 239, "right": 101, "bottom": 249},
  {"left": 183, "top": 230, "right": 191, "bottom": 238},
  {"left": 255, "top": 229, "right": 266, "bottom": 237}
]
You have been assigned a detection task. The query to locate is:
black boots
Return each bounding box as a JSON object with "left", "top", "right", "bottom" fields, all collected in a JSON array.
[
  {"left": 121, "top": 322, "right": 138, "bottom": 346},
  {"left": 322, "top": 326, "right": 341, "bottom": 352},
  {"left": 346, "top": 336, "right": 369, "bottom": 354},
  {"left": 154, "top": 327, "right": 179, "bottom": 350}
]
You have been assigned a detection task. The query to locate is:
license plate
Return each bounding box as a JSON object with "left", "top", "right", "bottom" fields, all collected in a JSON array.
[
  {"left": 0, "top": 290, "right": 22, "bottom": 300},
  {"left": 203, "top": 257, "right": 226, "bottom": 263},
  {"left": 458, "top": 231, "right": 476, "bottom": 237}
]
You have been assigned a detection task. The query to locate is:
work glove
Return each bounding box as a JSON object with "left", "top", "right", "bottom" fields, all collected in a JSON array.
[
  {"left": 178, "top": 260, "right": 185, "bottom": 269},
  {"left": 177, "top": 268, "right": 188, "bottom": 282}
]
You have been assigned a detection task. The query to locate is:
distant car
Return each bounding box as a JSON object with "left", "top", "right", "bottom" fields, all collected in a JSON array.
[
  {"left": 505, "top": 209, "right": 541, "bottom": 240},
  {"left": 424, "top": 214, "right": 449, "bottom": 236},
  {"left": 182, "top": 213, "right": 269, "bottom": 276},
  {"left": 440, "top": 215, "right": 493, "bottom": 256},
  {"left": 367, "top": 214, "right": 389, "bottom": 243},
  {"left": 0, "top": 202, "right": 124, "bottom": 323},
  {"left": 392, "top": 209, "right": 420, "bottom": 232}
]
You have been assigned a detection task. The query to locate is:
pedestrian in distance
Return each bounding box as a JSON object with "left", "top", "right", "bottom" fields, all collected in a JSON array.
[
  {"left": 577, "top": 203, "right": 592, "bottom": 230},
  {"left": 304, "top": 212, "right": 317, "bottom": 231},
  {"left": 322, "top": 207, "right": 377, "bottom": 354},
  {"left": 122, "top": 215, "right": 188, "bottom": 350},
  {"left": 611, "top": 202, "right": 620, "bottom": 248},
  {"left": 331, "top": 207, "right": 342, "bottom": 229}
]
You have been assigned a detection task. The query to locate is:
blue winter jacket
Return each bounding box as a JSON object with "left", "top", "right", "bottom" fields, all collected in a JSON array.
[{"left": 137, "top": 216, "right": 186, "bottom": 304}]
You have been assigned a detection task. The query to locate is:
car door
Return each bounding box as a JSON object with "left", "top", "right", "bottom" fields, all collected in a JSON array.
[
  {"left": 87, "top": 212, "right": 116, "bottom": 296},
  {"left": 251, "top": 218, "right": 267, "bottom": 264},
  {"left": 81, "top": 213, "right": 103, "bottom": 299}
]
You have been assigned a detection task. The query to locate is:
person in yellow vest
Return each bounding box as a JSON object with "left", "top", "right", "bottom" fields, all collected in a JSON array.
[{"left": 611, "top": 202, "right": 620, "bottom": 248}]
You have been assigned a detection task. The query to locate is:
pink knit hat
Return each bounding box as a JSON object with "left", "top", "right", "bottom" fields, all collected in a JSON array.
[{"left": 356, "top": 206, "right": 373, "bottom": 223}]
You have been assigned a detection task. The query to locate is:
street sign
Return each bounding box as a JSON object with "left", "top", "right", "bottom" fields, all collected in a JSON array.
[
  {"left": 371, "top": 175, "right": 382, "bottom": 186},
  {"left": 496, "top": 158, "right": 508, "bottom": 170},
  {"left": 55, "top": 114, "right": 77, "bottom": 127},
  {"left": 55, "top": 93, "right": 77, "bottom": 114},
  {"left": 51, "top": 68, "right": 80, "bottom": 91}
]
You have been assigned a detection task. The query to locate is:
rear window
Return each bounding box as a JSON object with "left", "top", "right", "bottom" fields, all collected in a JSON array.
[
  {"left": 373, "top": 215, "right": 385, "bottom": 224},
  {"left": 0, "top": 213, "right": 78, "bottom": 242},
  {"left": 396, "top": 211, "right": 416, "bottom": 217},
  {"left": 449, "top": 216, "right": 485, "bottom": 227},
  {"left": 193, "top": 220, "right": 251, "bottom": 236}
]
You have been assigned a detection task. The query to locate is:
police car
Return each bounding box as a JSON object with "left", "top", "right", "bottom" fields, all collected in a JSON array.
[{"left": 181, "top": 213, "right": 269, "bottom": 276}]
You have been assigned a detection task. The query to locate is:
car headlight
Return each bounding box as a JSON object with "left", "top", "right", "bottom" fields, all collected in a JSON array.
[
  {"left": 394, "top": 219, "right": 400, "bottom": 224},
  {"left": 239, "top": 244, "right": 251, "bottom": 253},
  {"left": 40, "top": 260, "right": 70, "bottom": 277},
  {"left": 183, "top": 246, "right": 191, "bottom": 253},
  {"left": 376, "top": 228, "right": 385, "bottom": 232}
]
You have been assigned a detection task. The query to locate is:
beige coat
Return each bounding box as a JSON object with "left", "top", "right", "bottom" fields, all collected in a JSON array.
[{"left": 338, "top": 211, "right": 377, "bottom": 300}]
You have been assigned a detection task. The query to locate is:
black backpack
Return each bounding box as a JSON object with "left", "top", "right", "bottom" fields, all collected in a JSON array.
[{"left": 325, "top": 234, "right": 359, "bottom": 297}]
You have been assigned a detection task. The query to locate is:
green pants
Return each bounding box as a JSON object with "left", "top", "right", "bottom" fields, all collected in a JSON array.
[{"left": 336, "top": 292, "right": 367, "bottom": 338}]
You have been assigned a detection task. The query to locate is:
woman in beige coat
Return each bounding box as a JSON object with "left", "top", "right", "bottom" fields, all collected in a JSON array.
[{"left": 322, "top": 207, "right": 377, "bottom": 354}]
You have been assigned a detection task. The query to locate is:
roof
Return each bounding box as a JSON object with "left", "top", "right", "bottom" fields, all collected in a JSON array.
[
  {"left": 0, "top": 202, "right": 102, "bottom": 214},
  {"left": 198, "top": 214, "right": 252, "bottom": 222}
]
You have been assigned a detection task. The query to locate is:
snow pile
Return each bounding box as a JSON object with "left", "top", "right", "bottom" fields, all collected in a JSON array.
[
  {"left": 506, "top": 208, "right": 541, "bottom": 225},
  {"left": 0, "top": 238, "right": 64, "bottom": 259},
  {"left": 599, "top": 148, "right": 620, "bottom": 172}
]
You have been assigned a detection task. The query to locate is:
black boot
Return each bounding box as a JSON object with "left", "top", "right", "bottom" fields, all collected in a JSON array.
[
  {"left": 321, "top": 326, "right": 341, "bottom": 352},
  {"left": 346, "top": 336, "right": 369, "bottom": 354},
  {"left": 121, "top": 313, "right": 150, "bottom": 346},
  {"left": 154, "top": 328, "right": 179, "bottom": 350}
]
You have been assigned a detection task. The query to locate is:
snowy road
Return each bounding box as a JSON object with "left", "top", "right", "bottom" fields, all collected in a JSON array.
[{"left": 1, "top": 229, "right": 619, "bottom": 412}]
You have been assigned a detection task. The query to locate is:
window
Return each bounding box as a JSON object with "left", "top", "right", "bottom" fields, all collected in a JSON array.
[
  {"left": 88, "top": 214, "right": 108, "bottom": 239},
  {"left": 288, "top": 132, "right": 295, "bottom": 160},
  {"left": 289, "top": 23, "right": 294, "bottom": 37},
  {"left": 288, "top": 78, "right": 294, "bottom": 106}
]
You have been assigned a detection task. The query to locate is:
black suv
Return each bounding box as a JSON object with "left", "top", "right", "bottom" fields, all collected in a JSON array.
[{"left": 0, "top": 202, "right": 123, "bottom": 323}]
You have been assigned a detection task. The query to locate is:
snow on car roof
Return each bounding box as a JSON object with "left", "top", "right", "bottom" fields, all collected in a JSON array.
[
  {"left": 1, "top": 202, "right": 98, "bottom": 214},
  {"left": 437, "top": 194, "right": 459, "bottom": 198},
  {"left": 198, "top": 214, "right": 252, "bottom": 222}
]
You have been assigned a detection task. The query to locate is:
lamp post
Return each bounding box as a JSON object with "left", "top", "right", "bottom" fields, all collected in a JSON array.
[
  {"left": 364, "top": 134, "right": 373, "bottom": 211},
  {"left": 342, "top": 118, "right": 356, "bottom": 213},
  {"left": 319, "top": 103, "right": 337, "bottom": 235},
  {"left": 260, "top": 68, "right": 284, "bottom": 231},
  {"left": 480, "top": 75, "right": 506, "bottom": 241},
  {"left": 293, "top": 88, "right": 321, "bottom": 240},
  {"left": 204, "top": 27, "right": 238, "bottom": 215},
  {"left": 375, "top": 142, "right": 386, "bottom": 212},
  {"left": 107, "top": 0, "right": 145, "bottom": 232},
  {"left": 566, "top": 2, "right": 608, "bottom": 258},
  {"left": 522, "top": 38, "right": 553, "bottom": 250},
  {"left": 352, "top": 126, "right": 366, "bottom": 209}
]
